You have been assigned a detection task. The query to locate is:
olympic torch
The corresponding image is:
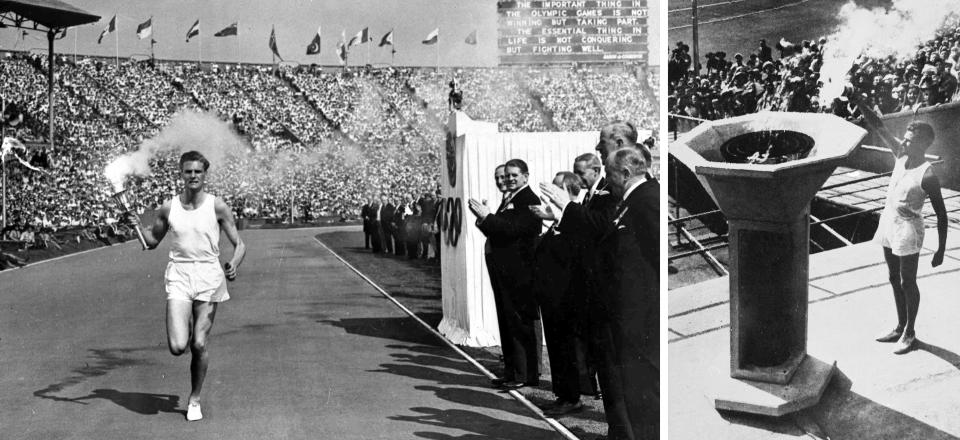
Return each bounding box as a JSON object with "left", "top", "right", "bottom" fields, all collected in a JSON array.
[{"left": 111, "top": 189, "right": 148, "bottom": 250}]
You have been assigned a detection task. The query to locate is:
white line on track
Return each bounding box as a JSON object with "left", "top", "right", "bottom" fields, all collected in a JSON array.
[
  {"left": 0, "top": 240, "right": 134, "bottom": 277},
  {"left": 668, "top": 0, "right": 748, "bottom": 14},
  {"left": 668, "top": 0, "right": 811, "bottom": 30},
  {"left": 312, "top": 235, "right": 581, "bottom": 440}
]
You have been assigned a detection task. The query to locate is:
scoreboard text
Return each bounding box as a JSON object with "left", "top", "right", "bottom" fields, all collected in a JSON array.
[{"left": 497, "top": 0, "right": 648, "bottom": 64}]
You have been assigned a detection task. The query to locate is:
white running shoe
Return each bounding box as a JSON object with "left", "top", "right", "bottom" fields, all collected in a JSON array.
[{"left": 186, "top": 402, "right": 203, "bottom": 421}]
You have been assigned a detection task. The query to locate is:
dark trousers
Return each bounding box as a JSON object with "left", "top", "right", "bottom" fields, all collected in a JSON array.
[
  {"left": 622, "top": 355, "right": 659, "bottom": 439},
  {"left": 371, "top": 221, "right": 383, "bottom": 253},
  {"left": 541, "top": 303, "right": 582, "bottom": 402},
  {"left": 593, "top": 320, "right": 633, "bottom": 440},
  {"left": 394, "top": 227, "right": 406, "bottom": 256},
  {"left": 406, "top": 234, "right": 419, "bottom": 258},
  {"left": 383, "top": 225, "right": 394, "bottom": 254},
  {"left": 488, "top": 256, "right": 540, "bottom": 383}
]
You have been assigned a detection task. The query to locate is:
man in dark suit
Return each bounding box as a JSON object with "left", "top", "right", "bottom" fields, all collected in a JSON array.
[
  {"left": 418, "top": 192, "right": 438, "bottom": 259},
  {"left": 361, "top": 198, "right": 374, "bottom": 249},
  {"left": 393, "top": 194, "right": 413, "bottom": 256},
  {"left": 538, "top": 120, "right": 653, "bottom": 440},
  {"left": 531, "top": 171, "right": 590, "bottom": 415},
  {"left": 380, "top": 196, "right": 396, "bottom": 254},
  {"left": 599, "top": 147, "right": 659, "bottom": 440},
  {"left": 468, "top": 159, "right": 542, "bottom": 389},
  {"left": 405, "top": 192, "right": 422, "bottom": 259},
  {"left": 370, "top": 195, "right": 384, "bottom": 253}
]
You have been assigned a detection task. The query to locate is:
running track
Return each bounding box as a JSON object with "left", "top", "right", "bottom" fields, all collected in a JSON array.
[{"left": 0, "top": 227, "right": 562, "bottom": 439}]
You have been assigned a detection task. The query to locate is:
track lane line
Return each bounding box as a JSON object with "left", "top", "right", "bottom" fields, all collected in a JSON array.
[{"left": 312, "top": 235, "right": 580, "bottom": 440}]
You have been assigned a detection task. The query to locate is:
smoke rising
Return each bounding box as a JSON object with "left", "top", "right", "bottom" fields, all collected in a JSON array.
[
  {"left": 819, "top": 1, "right": 958, "bottom": 104},
  {"left": 104, "top": 109, "right": 247, "bottom": 192}
]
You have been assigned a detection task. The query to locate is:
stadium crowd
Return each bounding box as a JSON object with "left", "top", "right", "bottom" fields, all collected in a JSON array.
[
  {"left": 0, "top": 49, "right": 654, "bottom": 269},
  {"left": 668, "top": 15, "right": 960, "bottom": 122}
]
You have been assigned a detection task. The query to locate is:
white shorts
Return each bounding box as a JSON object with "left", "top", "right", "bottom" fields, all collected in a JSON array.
[{"left": 164, "top": 261, "right": 230, "bottom": 303}]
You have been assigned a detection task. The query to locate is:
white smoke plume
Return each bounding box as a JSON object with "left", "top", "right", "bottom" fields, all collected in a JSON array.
[
  {"left": 104, "top": 109, "right": 247, "bottom": 192},
  {"left": 819, "top": 0, "right": 958, "bottom": 104}
]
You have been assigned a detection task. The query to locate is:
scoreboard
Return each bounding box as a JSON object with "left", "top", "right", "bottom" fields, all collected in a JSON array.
[{"left": 497, "top": 0, "right": 648, "bottom": 65}]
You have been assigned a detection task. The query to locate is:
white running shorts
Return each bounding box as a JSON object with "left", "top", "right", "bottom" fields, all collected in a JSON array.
[{"left": 164, "top": 261, "right": 230, "bottom": 303}]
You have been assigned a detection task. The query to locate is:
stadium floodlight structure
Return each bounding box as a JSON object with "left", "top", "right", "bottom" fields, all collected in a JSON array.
[{"left": 0, "top": 0, "right": 99, "bottom": 228}]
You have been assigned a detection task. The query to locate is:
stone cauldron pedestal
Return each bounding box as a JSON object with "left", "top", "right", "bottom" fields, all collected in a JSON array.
[{"left": 670, "top": 112, "right": 867, "bottom": 416}]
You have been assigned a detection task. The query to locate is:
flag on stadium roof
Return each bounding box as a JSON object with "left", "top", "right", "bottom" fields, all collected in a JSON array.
[
  {"left": 422, "top": 28, "right": 438, "bottom": 45},
  {"left": 97, "top": 15, "right": 116, "bottom": 44},
  {"left": 54, "top": 28, "right": 68, "bottom": 40},
  {"left": 349, "top": 28, "right": 368, "bottom": 47},
  {"left": 186, "top": 19, "right": 199, "bottom": 42},
  {"left": 215, "top": 22, "right": 238, "bottom": 37},
  {"left": 269, "top": 26, "right": 283, "bottom": 61},
  {"left": 137, "top": 17, "right": 152, "bottom": 40},
  {"left": 379, "top": 29, "right": 393, "bottom": 47},
  {"left": 337, "top": 30, "right": 347, "bottom": 64},
  {"left": 306, "top": 26, "right": 321, "bottom": 55},
  {"left": 464, "top": 30, "right": 477, "bottom": 45}
]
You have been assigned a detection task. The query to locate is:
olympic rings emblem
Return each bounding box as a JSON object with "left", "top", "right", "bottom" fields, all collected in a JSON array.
[{"left": 440, "top": 196, "right": 462, "bottom": 247}]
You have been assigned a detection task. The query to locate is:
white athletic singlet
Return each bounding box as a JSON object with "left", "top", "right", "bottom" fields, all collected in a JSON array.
[
  {"left": 164, "top": 193, "right": 229, "bottom": 302},
  {"left": 874, "top": 156, "right": 931, "bottom": 256},
  {"left": 169, "top": 193, "right": 220, "bottom": 263}
]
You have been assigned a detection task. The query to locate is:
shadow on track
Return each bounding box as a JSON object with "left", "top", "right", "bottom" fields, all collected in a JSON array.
[
  {"left": 69, "top": 389, "right": 182, "bottom": 416},
  {"left": 321, "top": 316, "right": 443, "bottom": 346},
  {"left": 33, "top": 347, "right": 155, "bottom": 403}
]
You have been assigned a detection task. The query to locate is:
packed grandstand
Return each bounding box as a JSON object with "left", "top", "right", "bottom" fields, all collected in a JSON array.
[
  {"left": 0, "top": 52, "right": 656, "bottom": 248},
  {"left": 668, "top": 14, "right": 960, "bottom": 123}
]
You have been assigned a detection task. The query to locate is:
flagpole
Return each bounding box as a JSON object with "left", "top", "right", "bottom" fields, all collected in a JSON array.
[
  {"left": 436, "top": 27, "right": 440, "bottom": 74},
  {"left": 115, "top": 12, "right": 119, "bottom": 68},
  {"left": 237, "top": 21, "right": 241, "bottom": 66},
  {"left": 199, "top": 18, "right": 202, "bottom": 68},
  {"left": 150, "top": 16, "right": 155, "bottom": 62},
  {"left": 1, "top": 96, "right": 5, "bottom": 229},
  {"left": 73, "top": 27, "right": 77, "bottom": 63}
]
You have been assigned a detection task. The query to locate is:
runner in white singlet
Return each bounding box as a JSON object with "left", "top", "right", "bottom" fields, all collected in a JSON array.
[
  {"left": 127, "top": 150, "right": 246, "bottom": 422},
  {"left": 857, "top": 98, "right": 947, "bottom": 356}
]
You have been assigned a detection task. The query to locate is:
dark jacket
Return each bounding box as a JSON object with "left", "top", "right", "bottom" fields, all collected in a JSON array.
[
  {"left": 598, "top": 178, "right": 659, "bottom": 368},
  {"left": 476, "top": 185, "right": 542, "bottom": 288}
]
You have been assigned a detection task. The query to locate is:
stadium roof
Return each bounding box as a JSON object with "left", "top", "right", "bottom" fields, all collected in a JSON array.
[{"left": 0, "top": 0, "right": 99, "bottom": 30}]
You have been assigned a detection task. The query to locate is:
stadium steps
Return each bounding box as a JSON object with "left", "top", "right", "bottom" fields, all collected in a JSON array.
[
  {"left": 280, "top": 72, "right": 365, "bottom": 150},
  {"left": 229, "top": 74, "right": 303, "bottom": 145},
  {"left": 522, "top": 87, "right": 560, "bottom": 132},
  {"left": 366, "top": 76, "right": 439, "bottom": 150},
  {"left": 277, "top": 72, "right": 343, "bottom": 136},
  {"left": 576, "top": 69, "right": 611, "bottom": 122}
]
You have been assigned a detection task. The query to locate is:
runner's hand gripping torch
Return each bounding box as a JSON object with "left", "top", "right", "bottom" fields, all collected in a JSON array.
[{"left": 111, "top": 190, "right": 148, "bottom": 250}]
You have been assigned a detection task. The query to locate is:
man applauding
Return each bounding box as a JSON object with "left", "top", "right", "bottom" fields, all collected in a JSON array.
[{"left": 468, "top": 159, "right": 542, "bottom": 390}]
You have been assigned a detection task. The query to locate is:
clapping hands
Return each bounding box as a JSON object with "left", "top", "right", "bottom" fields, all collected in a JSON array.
[
  {"left": 538, "top": 182, "right": 572, "bottom": 211},
  {"left": 467, "top": 198, "right": 490, "bottom": 219}
]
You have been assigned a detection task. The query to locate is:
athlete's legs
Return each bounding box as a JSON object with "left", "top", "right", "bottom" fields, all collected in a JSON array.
[
  {"left": 167, "top": 299, "right": 194, "bottom": 356},
  {"left": 188, "top": 301, "right": 218, "bottom": 405},
  {"left": 899, "top": 253, "right": 921, "bottom": 336},
  {"left": 882, "top": 247, "right": 907, "bottom": 332}
]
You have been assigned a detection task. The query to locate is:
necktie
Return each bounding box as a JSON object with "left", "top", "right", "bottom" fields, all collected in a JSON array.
[
  {"left": 613, "top": 201, "right": 628, "bottom": 225},
  {"left": 497, "top": 193, "right": 512, "bottom": 213}
]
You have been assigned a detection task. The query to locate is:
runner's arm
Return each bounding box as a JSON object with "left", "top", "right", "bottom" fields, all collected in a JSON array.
[
  {"left": 922, "top": 168, "right": 947, "bottom": 267},
  {"left": 215, "top": 197, "right": 246, "bottom": 274},
  {"left": 131, "top": 201, "right": 169, "bottom": 250}
]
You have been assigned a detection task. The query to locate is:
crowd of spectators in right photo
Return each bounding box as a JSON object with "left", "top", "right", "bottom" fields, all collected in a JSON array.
[{"left": 668, "top": 15, "right": 960, "bottom": 123}]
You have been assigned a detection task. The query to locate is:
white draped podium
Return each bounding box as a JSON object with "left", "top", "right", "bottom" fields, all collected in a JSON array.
[{"left": 436, "top": 111, "right": 599, "bottom": 347}]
